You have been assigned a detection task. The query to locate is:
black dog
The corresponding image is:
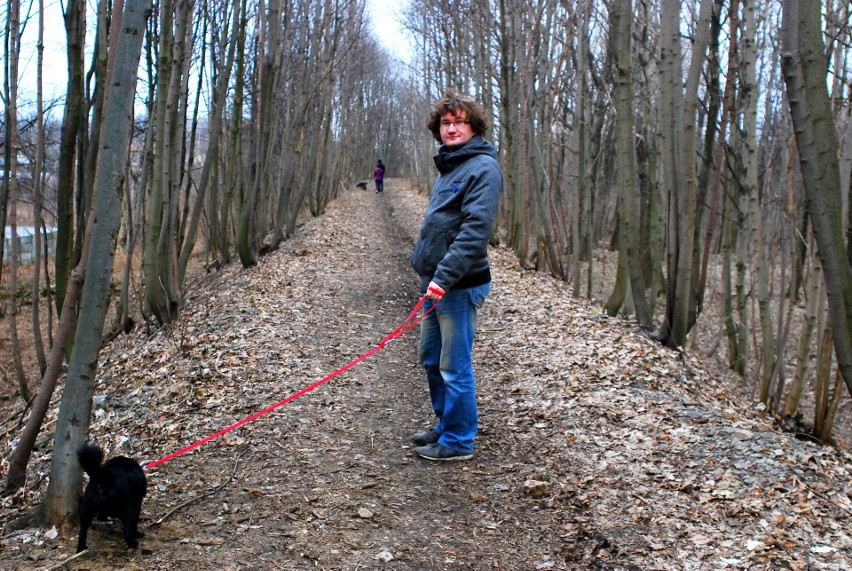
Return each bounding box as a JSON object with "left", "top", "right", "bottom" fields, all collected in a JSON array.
[
  {"left": 356, "top": 181, "right": 368, "bottom": 190},
  {"left": 77, "top": 444, "right": 147, "bottom": 553}
]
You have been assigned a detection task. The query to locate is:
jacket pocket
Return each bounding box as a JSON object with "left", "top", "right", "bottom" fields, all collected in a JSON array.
[{"left": 412, "top": 226, "right": 454, "bottom": 276}]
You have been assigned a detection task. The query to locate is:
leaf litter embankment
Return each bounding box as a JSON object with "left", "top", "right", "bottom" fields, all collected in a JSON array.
[{"left": 1, "top": 179, "right": 851, "bottom": 570}]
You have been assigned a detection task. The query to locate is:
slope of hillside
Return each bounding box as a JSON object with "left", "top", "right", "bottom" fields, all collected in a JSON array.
[{"left": 1, "top": 180, "right": 850, "bottom": 570}]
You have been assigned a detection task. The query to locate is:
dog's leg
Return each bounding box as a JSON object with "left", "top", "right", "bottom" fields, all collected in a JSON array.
[
  {"left": 117, "top": 499, "right": 139, "bottom": 549},
  {"left": 77, "top": 507, "right": 93, "bottom": 553},
  {"left": 131, "top": 496, "right": 145, "bottom": 539}
]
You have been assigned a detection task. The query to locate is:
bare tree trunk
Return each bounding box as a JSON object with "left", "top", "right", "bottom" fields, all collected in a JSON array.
[
  {"left": 817, "top": 370, "right": 844, "bottom": 443},
  {"left": 571, "top": 5, "right": 590, "bottom": 298},
  {"left": 522, "top": 3, "right": 563, "bottom": 278},
  {"left": 143, "top": 0, "right": 173, "bottom": 322},
  {"left": 658, "top": 0, "right": 684, "bottom": 343},
  {"left": 76, "top": 0, "right": 110, "bottom": 269},
  {"left": 498, "top": 0, "right": 527, "bottom": 262},
  {"left": 721, "top": 181, "right": 744, "bottom": 373},
  {"left": 781, "top": 0, "right": 852, "bottom": 400},
  {"left": 176, "top": 16, "right": 205, "bottom": 256},
  {"left": 4, "top": 250, "right": 87, "bottom": 494},
  {"left": 659, "top": 0, "right": 714, "bottom": 348},
  {"left": 756, "top": 208, "right": 776, "bottom": 403},
  {"left": 237, "top": 0, "right": 283, "bottom": 264},
  {"left": 114, "top": 60, "right": 155, "bottom": 334},
  {"left": 605, "top": 0, "right": 651, "bottom": 326},
  {"left": 54, "top": 0, "right": 87, "bottom": 318},
  {"left": 218, "top": 0, "right": 247, "bottom": 264},
  {"left": 634, "top": 0, "right": 665, "bottom": 311},
  {"left": 112, "top": 158, "right": 137, "bottom": 336},
  {"left": 30, "top": 0, "right": 47, "bottom": 374},
  {"left": 178, "top": 0, "right": 238, "bottom": 281},
  {"left": 5, "top": 0, "right": 31, "bottom": 402},
  {"left": 786, "top": 241, "right": 822, "bottom": 414},
  {"left": 698, "top": 0, "right": 735, "bottom": 315},
  {"left": 43, "top": 0, "right": 151, "bottom": 530},
  {"left": 41, "top": 224, "right": 54, "bottom": 348},
  {"left": 0, "top": 17, "right": 10, "bottom": 283},
  {"left": 737, "top": 0, "right": 761, "bottom": 386},
  {"left": 770, "top": 239, "right": 796, "bottom": 409},
  {"left": 810, "top": 321, "right": 845, "bottom": 443},
  {"left": 144, "top": 0, "right": 191, "bottom": 323}
]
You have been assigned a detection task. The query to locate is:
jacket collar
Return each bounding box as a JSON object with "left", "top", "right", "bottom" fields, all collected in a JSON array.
[{"left": 433, "top": 135, "right": 495, "bottom": 174}]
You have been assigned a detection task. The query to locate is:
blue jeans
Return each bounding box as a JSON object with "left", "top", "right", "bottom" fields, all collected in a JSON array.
[
  {"left": 418, "top": 283, "right": 490, "bottom": 454},
  {"left": 375, "top": 180, "right": 384, "bottom": 192}
]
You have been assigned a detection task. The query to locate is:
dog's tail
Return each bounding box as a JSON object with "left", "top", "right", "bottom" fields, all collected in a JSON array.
[{"left": 77, "top": 444, "right": 104, "bottom": 478}]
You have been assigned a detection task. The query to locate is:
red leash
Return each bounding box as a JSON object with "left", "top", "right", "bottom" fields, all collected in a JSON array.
[{"left": 146, "top": 298, "right": 435, "bottom": 470}]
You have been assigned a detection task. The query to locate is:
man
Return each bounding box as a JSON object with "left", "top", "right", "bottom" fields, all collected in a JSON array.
[{"left": 410, "top": 90, "right": 503, "bottom": 461}]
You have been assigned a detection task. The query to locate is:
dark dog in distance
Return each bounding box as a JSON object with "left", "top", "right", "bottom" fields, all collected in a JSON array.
[
  {"left": 77, "top": 444, "right": 147, "bottom": 553},
  {"left": 356, "top": 181, "right": 368, "bottom": 190}
]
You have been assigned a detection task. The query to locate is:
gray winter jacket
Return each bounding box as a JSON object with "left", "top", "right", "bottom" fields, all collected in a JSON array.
[{"left": 411, "top": 135, "right": 503, "bottom": 293}]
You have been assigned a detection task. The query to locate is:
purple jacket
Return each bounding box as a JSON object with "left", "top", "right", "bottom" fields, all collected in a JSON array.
[{"left": 374, "top": 166, "right": 384, "bottom": 181}]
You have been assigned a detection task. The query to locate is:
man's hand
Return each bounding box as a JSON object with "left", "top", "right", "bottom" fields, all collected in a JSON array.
[{"left": 425, "top": 281, "right": 445, "bottom": 301}]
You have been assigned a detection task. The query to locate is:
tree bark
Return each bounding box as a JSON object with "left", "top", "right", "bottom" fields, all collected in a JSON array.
[
  {"left": 606, "top": 0, "right": 651, "bottom": 326},
  {"left": 220, "top": 0, "right": 247, "bottom": 263},
  {"left": 786, "top": 241, "right": 822, "bottom": 414},
  {"left": 144, "top": 0, "right": 191, "bottom": 323},
  {"left": 54, "top": 0, "right": 87, "bottom": 318},
  {"left": 43, "top": 0, "right": 151, "bottom": 531},
  {"left": 5, "top": 0, "right": 31, "bottom": 402},
  {"left": 659, "top": 0, "right": 714, "bottom": 348},
  {"left": 4, "top": 260, "right": 86, "bottom": 494},
  {"left": 30, "top": 0, "right": 47, "bottom": 374},
  {"left": 178, "top": 0, "right": 238, "bottom": 281},
  {"left": 781, "top": 0, "right": 852, "bottom": 399}
]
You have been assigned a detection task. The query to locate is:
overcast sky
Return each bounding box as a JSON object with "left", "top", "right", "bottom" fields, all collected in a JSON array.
[{"left": 367, "top": 0, "right": 412, "bottom": 63}]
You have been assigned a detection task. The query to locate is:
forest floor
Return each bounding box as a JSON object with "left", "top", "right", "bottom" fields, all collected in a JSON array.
[{"left": 0, "top": 179, "right": 851, "bottom": 570}]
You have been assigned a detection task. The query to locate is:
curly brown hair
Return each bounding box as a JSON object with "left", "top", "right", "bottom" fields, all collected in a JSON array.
[{"left": 427, "top": 90, "right": 489, "bottom": 144}]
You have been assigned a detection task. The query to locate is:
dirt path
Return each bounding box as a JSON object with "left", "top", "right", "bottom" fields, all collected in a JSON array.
[
  {"left": 3, "top": 180, "right": 568, "bottom": 570},
  {"left": 2, "top": 179, "right": 851, "bottom": 570},
  {"left": 131, "top": 181, "right": 585, "bottom": 570}
]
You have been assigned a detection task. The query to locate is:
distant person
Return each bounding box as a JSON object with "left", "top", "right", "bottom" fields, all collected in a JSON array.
[
  {"left": 374, "top": 160, "right": 385, "bottom": 193},
  {"left": 409, "top": 90, "right": 503, "bottom": 461}
]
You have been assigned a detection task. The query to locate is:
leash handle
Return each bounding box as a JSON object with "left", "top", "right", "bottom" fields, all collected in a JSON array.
[{"left": 146, "top": 298, "right": 436, "bottom": 470}]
